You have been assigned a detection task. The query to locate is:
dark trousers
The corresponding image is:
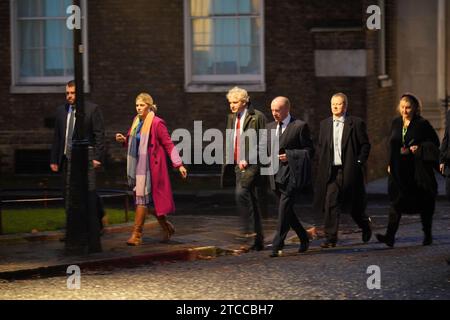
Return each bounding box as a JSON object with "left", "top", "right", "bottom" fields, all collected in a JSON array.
[
  {"left": 324, "top": 166, "right": 370, "bottom": 242},
  {"left": 271, "top": 188, "right": 308, "bottom": 251},
  {"left": 446, "top": 176, "right": 450, "bottom": 202},
  {"left": 256, "top": 175, "right": 269, "bottom": 219},
  {"left": 235, "top": 171, "right": 263, "bottom": 243},
  {"left": 385, "top": 197, "right": 435, "bottom": 241}
]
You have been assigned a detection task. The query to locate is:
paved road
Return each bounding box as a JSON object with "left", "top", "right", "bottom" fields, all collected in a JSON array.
[{"left": 1, "top": 201, "right": 449, "bottom": 300}]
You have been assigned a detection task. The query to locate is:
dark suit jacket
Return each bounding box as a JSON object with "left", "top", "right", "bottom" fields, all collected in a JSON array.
[
  {"left": 221, "top": 105, "right": 267, "bottom": 188},
  {"left": 267, "top": 117, "right": 314, "bottom": 195},
  {"left": 440, "top": 110, "right": 450, "bottom": 176},
  {"left": 50, "top": 101, "right": 105, "bottom": 169},
  {"left": 313, "top": 115, "right": 370, "bottom": 215}
]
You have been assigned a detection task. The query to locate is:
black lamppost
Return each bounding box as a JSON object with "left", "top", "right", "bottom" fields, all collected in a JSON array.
[{"left": 65, "top": 0, "right": 102, "bottom": 255}]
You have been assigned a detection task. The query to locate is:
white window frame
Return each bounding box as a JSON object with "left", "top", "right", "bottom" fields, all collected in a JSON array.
[
  {"left": 377, "top": 0, "right": 392, "bottom": 87},
  {"left": 378, "top": 0, "right": 386, "bottom": 76},
  {"left": 10, "top": 0, "right": 90, "bottom": 93},
  {"left": 184, "top": 0, "right": 265, "bottom": 92}
]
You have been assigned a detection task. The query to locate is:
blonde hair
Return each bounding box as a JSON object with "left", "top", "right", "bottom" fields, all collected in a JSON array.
[
  {"left": 331, "top": 92, "right": 348, "bottom": 107},
  {"left": 226, "top": 86, "right": 249, "bottom": 104},
  {"left": 136, "top": 92, "right": 157, "bottom": 112},
  {"left": 397, "top": 93, "right": 421, "bottom": 117}
]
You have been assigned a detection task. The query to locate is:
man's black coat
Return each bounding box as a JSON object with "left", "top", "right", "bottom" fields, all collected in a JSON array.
[
  {"left": 50, "top": 101, "right": 105, "bottom": 169},
  {"left": 267, "top": 116, "right": 314, "bottom": 195},
  {"left": 440, "top": 110, "right": 450, "bottom": 176},
  {"left": 313, "top": 115, "right": 371, "bottom": 215}
]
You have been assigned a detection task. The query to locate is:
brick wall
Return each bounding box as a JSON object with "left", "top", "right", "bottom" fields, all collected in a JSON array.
[
  {"left": 0, "top": 0, "right": 396, "bottom": 181},
  {"left": 0, "top": 0, "right": 8, "bottom": 173},
  {"left": 0, "top": 0, "right": 10, "bottom": 132},
  {"left": 364, "top": 0, "right": 397, "bottom": 180}
]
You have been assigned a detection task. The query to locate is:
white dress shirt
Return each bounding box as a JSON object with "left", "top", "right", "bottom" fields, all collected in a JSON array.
[
  {"left": 276, "top": 113, "right": 291, "bottom": 137},
  {"left": 233, "top": 108, "right": 248, "bottom": 145},
  {"left": 333, "top": 115, "right": 345, "bottom": 166}
]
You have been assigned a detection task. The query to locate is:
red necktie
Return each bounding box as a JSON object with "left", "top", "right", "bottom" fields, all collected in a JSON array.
[{"left": 234, "top": 113, "right": 242, "bottom": 163}]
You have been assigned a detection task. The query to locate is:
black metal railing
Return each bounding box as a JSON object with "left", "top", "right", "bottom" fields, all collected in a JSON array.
[{"left": 0, "top": 188, "right": 131, "bottom": 235}]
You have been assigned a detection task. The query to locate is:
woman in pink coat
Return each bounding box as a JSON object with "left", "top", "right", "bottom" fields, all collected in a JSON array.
[{"left": 115, "top": 93, "right": 187, "bottom": 245}]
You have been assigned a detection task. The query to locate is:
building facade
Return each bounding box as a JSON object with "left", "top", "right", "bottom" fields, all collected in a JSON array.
[{"left": 0, "top": 0, "right": 447, "bottom": 183}]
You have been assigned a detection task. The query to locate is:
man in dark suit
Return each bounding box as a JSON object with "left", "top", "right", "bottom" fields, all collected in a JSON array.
[
  {"left": 439, "top": 109, "right": 450, "bottom": 201},
  {"left": 313, "top": 92, "right": 372, "bottom": 248},
  {"left": 267, "top": 96, "right": 314, "bottom": 257},
  {"left": 221, "top": 86, "right": 267, "bottom": 251},
  {"left": 50, "top": 80, "right": 105, "bottom": 236}
]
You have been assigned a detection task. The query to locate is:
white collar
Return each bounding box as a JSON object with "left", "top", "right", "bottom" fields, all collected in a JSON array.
[
  {"left": 238, "top": 108, "right": 248, "bottom": 119},
  {"left": 333, "top": 115, "right": 345, "bottom": 122},
  {"left": 279, "top": 113, "right": 291, "bottom": 126}
]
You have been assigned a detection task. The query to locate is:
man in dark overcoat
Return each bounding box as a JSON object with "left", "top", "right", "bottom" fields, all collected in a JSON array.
[
  {"left": 50, "top": 80, "right": 106, "bottom": 239},
  {"left": 266, "top": 97, "right": 314, "bottom": 257},
  {"left": 313, "top": 92, "right": 372, "bottom": 248},
  {"left": 440, "top": 109, "right": 450, "bottom": 201}
]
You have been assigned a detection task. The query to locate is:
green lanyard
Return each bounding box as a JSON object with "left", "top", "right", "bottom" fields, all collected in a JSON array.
[{"left": 402, "top": 126, "right": 408, "bottom": 145}]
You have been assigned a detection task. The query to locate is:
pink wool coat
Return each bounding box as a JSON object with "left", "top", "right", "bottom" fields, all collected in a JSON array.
[{"left": 126, "top": 116, "right": 183, "bottom": 216}]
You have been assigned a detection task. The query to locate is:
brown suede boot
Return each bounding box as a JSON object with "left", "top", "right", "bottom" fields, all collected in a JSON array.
[
  {"left": 156, "top": 215, "right": 175, "bottom": 243},
  {"left": 126, "top": 206, "right": 147, "bottom": 246}
]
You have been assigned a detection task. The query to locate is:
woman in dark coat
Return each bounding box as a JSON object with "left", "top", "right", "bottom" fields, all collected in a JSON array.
[{"left": 376, "top": 93, "right": 440, "bottom": 247}]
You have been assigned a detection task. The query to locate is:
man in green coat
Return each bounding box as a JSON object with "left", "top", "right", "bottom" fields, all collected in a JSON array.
[{"left": 221, "top": 86, "right": 267, "bottom": 250}]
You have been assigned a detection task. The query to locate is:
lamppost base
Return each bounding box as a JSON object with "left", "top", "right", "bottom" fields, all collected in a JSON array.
[{"left": 65, "top": 140, "right": 102, "bottom": 255}]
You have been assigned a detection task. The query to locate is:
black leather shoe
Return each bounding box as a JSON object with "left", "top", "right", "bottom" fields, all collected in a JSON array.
[
  {"left": 320, "top": 241, "right": 336, "bottom": 249},
  {"left": 362, "top": 228, "right": 372, "bottom": 243},
  {"left": 376, "top": 233, "right": 394, "bottom": 247},
  {"left": 269, "top": 251, "right": 281, "bottom": 258},
  {"left": 250, "top": 242, "right": 264, "bottom": 251},
  {"left": 299, "top": 238, "right": 310, "bottom": 253},
  {"left": 423, "top": 235, "right": 432, "bottom": 246}
]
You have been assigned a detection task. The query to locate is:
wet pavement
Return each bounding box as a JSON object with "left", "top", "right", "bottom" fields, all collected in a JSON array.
[
  {"left": 0, "top": 203, "right": 449, "bottom": 300},
  {"left": 0, "top": 175, "right": 449, "bottom": 300}
]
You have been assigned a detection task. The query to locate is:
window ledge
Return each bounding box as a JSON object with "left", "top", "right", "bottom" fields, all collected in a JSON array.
[
  {"left": 185, "top": 83, "right": 266, "bottom": 93},
  {"left": 310, "top": 27, "right": 363, "bottom": 33},
  {"left": 10, "top": 84, "right": 91, "bottom": 94},
  {"left": 377, "top": 75, "right": 393, "bottom": 88}
]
